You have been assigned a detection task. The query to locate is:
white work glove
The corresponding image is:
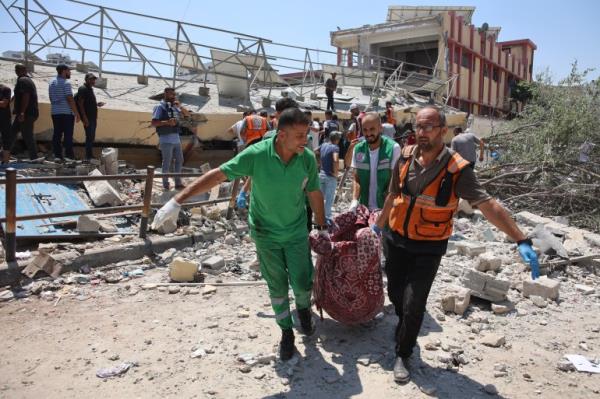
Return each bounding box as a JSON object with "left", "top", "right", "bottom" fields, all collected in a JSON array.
[
  {"left": 151, "top": 198, "right": 181, "bottom": 230},
  {"left": 349, "top": 199, "right": 359, "bottom": 213}
]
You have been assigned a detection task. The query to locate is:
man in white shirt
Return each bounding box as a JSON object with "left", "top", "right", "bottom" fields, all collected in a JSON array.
[
  {"left": 350, "top": 113, "right": 401, "bottom": 210},
  {"left": 227, "top": 111, "right": 250, "bottom": 149}
]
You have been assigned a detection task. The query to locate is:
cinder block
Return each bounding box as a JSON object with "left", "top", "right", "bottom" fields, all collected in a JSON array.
[
  {"left": 198, "top": 86, "right": 209, "bottom": 96},
  {"left": 137, "top": 75, "right": 148, "bottom": 85},
  {"left": 169, "top": 257, "right": 199, "bottom": 282},
  {"left": 461, "top": 269, "right": 509, "bottom": 302},
  {"left": 522, "top": 276, "right": 560, "bottom": 300},
  {"left": 202, "top": 255, "right": 225, "bottom": 274},
  {"left": 77, "top": 215, "right": 101, "bottom": 233},
  {"left": 475, "top": 252, "right": 502, "bottom": 272},
  {"left": 441, "top": 285, "right": 471, "bottom": 315},
  {"left": 456, "top": 242, "right": 486, "bottom": 257}
]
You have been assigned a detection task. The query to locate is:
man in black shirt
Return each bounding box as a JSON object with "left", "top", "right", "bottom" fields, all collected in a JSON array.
[
  {"left": 0, "top": 84, "right": 11, "bottom": 163},
  {"left": 76, "top": 73, "right": 105, "bottom": 160},
  {"left": 10, "top": 64, "right": 39, "bottom": 160},
  {"left": 325, "top": 72, "right": 337, "bottom": 112}
]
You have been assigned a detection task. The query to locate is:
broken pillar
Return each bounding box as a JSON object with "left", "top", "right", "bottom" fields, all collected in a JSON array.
[
  {"left": 460, "top": 269, "right": 510, "bottom": 302},
  {"left": 522, "top": 276, "right": 560, "bottom": 300},
  {"left": 83, "top": 169, "right": 123, "bottom": 206}
]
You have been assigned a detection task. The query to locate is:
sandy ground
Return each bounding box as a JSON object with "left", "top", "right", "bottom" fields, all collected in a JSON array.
[{"left": 1, "top": 250, "right": 599, "bottom": 399}]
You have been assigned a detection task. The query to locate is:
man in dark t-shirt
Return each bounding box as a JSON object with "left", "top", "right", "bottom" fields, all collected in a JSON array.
[
  {"left": 0, "top": 84, "right": 11, "bottom": 163},
  {"left": 325, "top": 73, "right": 337, "bottom": 112},
  {"left": 76, "top": 73, "right": 105, "bottom": 160},
  {"left": 10, "top": 64, "right": 39, "bottom": 160}
]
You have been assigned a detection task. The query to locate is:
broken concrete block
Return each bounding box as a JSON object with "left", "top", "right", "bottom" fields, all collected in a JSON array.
[
  {"left": 522, "top": 276, "right": 560, "bottom": 301},
  {"left": 531, "top": 224, "right": 568, "bottom": 258},
  {"left": 22, "top": 253, "right": 62, "bottom": 279},
  {"left": 575, "top": 284, "right": 595, "bottom": 295},
  {"left": 530, "top": 295, "right": 547, "bottom": 308},
  {"left": 202, "top": 256, "right": 225, "bottom": 274},
  {"left": 77, "top": 215, "right": 101, "bottom": 233},
  {"left": 84, "top": 169, "right": 123, "bottom": 206},
  {"left": 202, "top": 285, "right": 217, "bottom": 295},
  {"left": 480, "top": 334, "right": 506, "bottom": 348},
  {"left": 491, "top": 301, "right": 514, "bottom": 315},
  {"left": 460, "top": 269, "right": 510, "bottom": 302},
  {"left": 455, "top": 242, "right": 486, "bottom": 257},
  {"left": 440, "top": 286, "right": 471, "bottom": 316},
  {"left": 169, "top": 257, "right": 199, "bottom": 282},
  {"left": 516, "top": 211, "right": 553, "bottom": 227},
  {"left": 98, "top": 220, "right": 118, "bottom": 233},
  {"left": 475, "top": 252, "right": 502, "bottom": 272}
]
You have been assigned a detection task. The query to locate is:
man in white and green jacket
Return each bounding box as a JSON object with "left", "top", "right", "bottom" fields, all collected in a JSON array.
[{"left": 350, "top": 113, "right": 401, "bottom": 211}]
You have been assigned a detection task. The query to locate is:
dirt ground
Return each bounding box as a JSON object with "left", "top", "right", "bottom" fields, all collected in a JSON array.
[{"left": 1, "top": 256, "right": 599, "bottom": 399}]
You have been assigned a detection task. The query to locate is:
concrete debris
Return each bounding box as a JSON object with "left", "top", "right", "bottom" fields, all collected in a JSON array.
[
  {"left": 202, "top": 256, "right": 225, "bottom": 274},
  {"left": 531, "top": 224, "right": 568, "bottom": 258},
  {"left": 530, "top": 295, "right": 548, "bottom": 308},
  {"left": 84, "top": 169, "right": 123, "bottom": 206},
  {"left": 441, "top": 285, "right": 472, "bottom": 315},
  {"left": 0, "top": 289, "right": 14, "bottom": 302},
  {"left": 169, "top": 257, "right": 199, "bottom": 282},
  {"left": 202, "top": 285, "right": 217, "bottom": 295},
  {"left": 522, "top": 276, "right": 560, "bottom": 300},
  {"left": 475, "top": 252, "right": 502, "bottom": 272},
  {"left": 460, "top": 269, "right": 510, "bottom": 302},
  {"left": 575, "top": 284, "right": 595, "bottom": 295},
  {"left": 455, "top": 242, "right": 487, "bottom": 257},
  {"left": 481, "top": 334, "right": 506, "bottom": 348},
  {"left": 22, "top": 253, "right": 63, "bottom": 279},
  {"left": 77, "top": 215, "right": 101, "bottom": 233},
  {"left": 491, "top": 301, "right": 514, "bottom": 315}
]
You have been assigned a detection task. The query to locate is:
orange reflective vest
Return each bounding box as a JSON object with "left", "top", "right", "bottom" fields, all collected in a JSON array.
[
  {"left": 243, "top": 115, "right": 268, "bottom": 143},
  {"left": 388, "top": 146, "right": 470, "bottom": 241},
  {"left": 386, "top": 107, "right": 396, "bottom": 126}
]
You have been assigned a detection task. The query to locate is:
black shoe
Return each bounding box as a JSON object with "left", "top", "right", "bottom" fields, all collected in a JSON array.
[
  {"left": 297, "top": 308, "right": 316, "bottom": 336},
  {"left": 393, "top": 357, "right": 410, "bottom": 383},
  {"left": 279, "top": 329, "right": 295, "bottom": 361}
]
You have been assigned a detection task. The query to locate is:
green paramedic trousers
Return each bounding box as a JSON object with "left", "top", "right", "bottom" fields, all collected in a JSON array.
[{"left": 255, "top": 238, "right": 314, "bottom": 330}]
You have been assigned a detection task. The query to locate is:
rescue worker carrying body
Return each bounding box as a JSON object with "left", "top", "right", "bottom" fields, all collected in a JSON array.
[
  {"left": 349, "top": 112, "right": 401, "bottom": 211},
  {"left": 240, "top": 111, "right": 268, "bottom": 147},
  {"left": 372, "top": 106, "right": 540, "bottom": 384}
]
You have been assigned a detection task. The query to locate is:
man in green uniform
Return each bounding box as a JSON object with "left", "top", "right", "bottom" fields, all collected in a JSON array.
[{"left": 152, "top": 107, "right": 327, "bottom": 360}]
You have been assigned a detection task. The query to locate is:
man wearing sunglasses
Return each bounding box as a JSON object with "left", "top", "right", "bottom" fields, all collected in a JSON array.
[{"left": 373, "top": 106, "right": 540, "bottom": 383}]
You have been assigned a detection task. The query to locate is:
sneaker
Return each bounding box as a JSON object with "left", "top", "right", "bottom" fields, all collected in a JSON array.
[
  {"left": 393, "top": 356, "right": 410, "bottom": 383},
  {"left": 297, "top": 307, "right": 316, "bottom": 336},
  {"left": 279, "top": 328, "right": 295, "bottom": 361}
]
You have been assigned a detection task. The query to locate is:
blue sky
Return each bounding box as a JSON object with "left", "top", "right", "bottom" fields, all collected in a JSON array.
[{"left": 1, "top": 0, "right": 598, "bottom": 82}]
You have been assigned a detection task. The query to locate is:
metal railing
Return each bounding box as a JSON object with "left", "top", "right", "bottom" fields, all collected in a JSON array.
[{"left": 0, "top": 166, "right": 239, "bottom": 262}]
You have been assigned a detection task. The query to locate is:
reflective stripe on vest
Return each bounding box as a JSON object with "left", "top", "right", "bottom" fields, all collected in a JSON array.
[
  {"left": 388, "top": 150, "right": 470, "bottom": 241},
  {"left": 244, "top": 115, "right": 268, "bottom": 143}
]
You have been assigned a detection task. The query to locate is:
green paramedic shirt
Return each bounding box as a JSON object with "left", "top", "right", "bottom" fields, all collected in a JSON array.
[{"left": 220, "top": 136, "right": 320, "bottom": 244}]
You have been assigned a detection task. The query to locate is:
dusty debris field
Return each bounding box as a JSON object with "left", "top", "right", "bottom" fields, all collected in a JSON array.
[{"left": 1, "top": 215, "right": 600, "bottom": 398}]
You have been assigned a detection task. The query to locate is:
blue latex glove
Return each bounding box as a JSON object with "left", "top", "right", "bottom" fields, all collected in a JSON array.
[
  {"left": 236, "top": 191, "right": 248, "bottom": 209},
  {"left": 371, "top": 224, "right": 383, "bottom": 237},
  {"left": 518, "top": 243, "right": 540, "bottom": 280}
]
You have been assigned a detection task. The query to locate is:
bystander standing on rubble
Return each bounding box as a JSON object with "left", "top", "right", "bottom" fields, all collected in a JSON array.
[
  {"left": 381, "top": 114, "right": 396, "bottom": 139},
  {"left": 227, "top": 110, "right": 250, "bottom": 150},
  {"left": 75, "top": 73, "right": 105, "bottom": 161},
  {"left": 316, "top": 130, "right": 341, "bottom": 222},
  {"left": 325, "top": 72, "right": 337, "bottom": 111},
  {"left": 373, "top": 106, "right": 540, "bottom": 384},
  {"left": 240, "top": 110, "right": 268, "bottom": 147},
  {"left": 0, "top": 83, "right": 11, "bottom": 163},
  {"left": 49, "top": 63, "right": 80, "bottom": 161},
  {"left": 451, "top": 127, "right": 484, "bottom": 168},
  {"left": 151, "top": 87, "right": 190, "bottom": 190},
  {"left": 349, "top": 113, "right": 400, "bottom": 211},
  {"left": 8, "top": 64, "right": 39, "bottom": 161},
  {"left": 152, "top": 107, "right": 327, "bottom": 361}
]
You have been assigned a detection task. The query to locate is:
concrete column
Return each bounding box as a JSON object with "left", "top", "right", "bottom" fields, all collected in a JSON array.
[
  {"left": 337, "top": 47, "right": 342, "bottom": 66},
  {"left": 348, "top": 50, "right": 353, "bottom": 67}
]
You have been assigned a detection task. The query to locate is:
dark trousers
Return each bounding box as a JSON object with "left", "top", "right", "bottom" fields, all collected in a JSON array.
[
  {"left": 10, "top": 115, "right": 38, "bottom": 159},
  {"left": 384, "top": 237, "right": 442, "bottom": 358},
  {"left": 52, "top": 114, "right": 75, "bottom": 159},
  {"left": 325, "top": 89, "right": 335, "bottom": 111},
  {"left": 84, "top": 120, "right": 97, "bottom": 159}
]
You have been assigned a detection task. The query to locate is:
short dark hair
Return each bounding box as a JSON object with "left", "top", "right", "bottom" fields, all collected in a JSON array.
[
  {"left": 454, "top": 127, "right": 463, "bottom": 134},
  {"left": 278, "top": 108, "right": 310, "bottom": 131},
  {"left": 164, "top": 87, "right": 175, "bottom": 93},
  {"left": 332, "top": 114, "right": 338, "bottom": 121},
  {"left": 325, "top": 110, "right": 333, "bottom": 116},
  {"left": 421, "top": 106, "right": 447, "bottom": 127},
  {"left": 304, "top": 110, "right": 312, "bottom": 117},
  {"left": 275, "top": 97, "right": 298, "bottom": 113},
  {"left": 15, "top": 64, "right": 27, "bottom": 72},
  {"left": 259, "top": 111, "right": 268, "bottom": 117}
]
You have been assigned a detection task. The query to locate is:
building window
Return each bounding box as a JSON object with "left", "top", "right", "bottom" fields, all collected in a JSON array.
[
  {"left": 462, "top": 53, "right": 471, "bottom": 69},
  {"left": 454, "top": 47, "right": 460, "bottom": 65},
  {"left": 483, "top": 64, "right": 489, "bottom": 77},
  {"left": 492, "top": 68, "right": 499, "bottom": 82}
]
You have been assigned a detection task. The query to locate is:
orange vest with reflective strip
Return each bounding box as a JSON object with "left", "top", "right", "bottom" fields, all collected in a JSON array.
[
  {"left": 386, "top": 108, "right": 396, "bottom": 126},
  {"left": 244, "top": 115, "right": 268, "bottom": 143},
  {"left": 388, "top": 146, "right": 470, "bottom": 241}
]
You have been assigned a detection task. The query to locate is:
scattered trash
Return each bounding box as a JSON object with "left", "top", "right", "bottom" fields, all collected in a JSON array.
[
  {"left": 564, "top": 354, "right": 600, "bottom": 373},
  {"left": 123, "top": 269, "right": 144, "bottom": 278}
]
